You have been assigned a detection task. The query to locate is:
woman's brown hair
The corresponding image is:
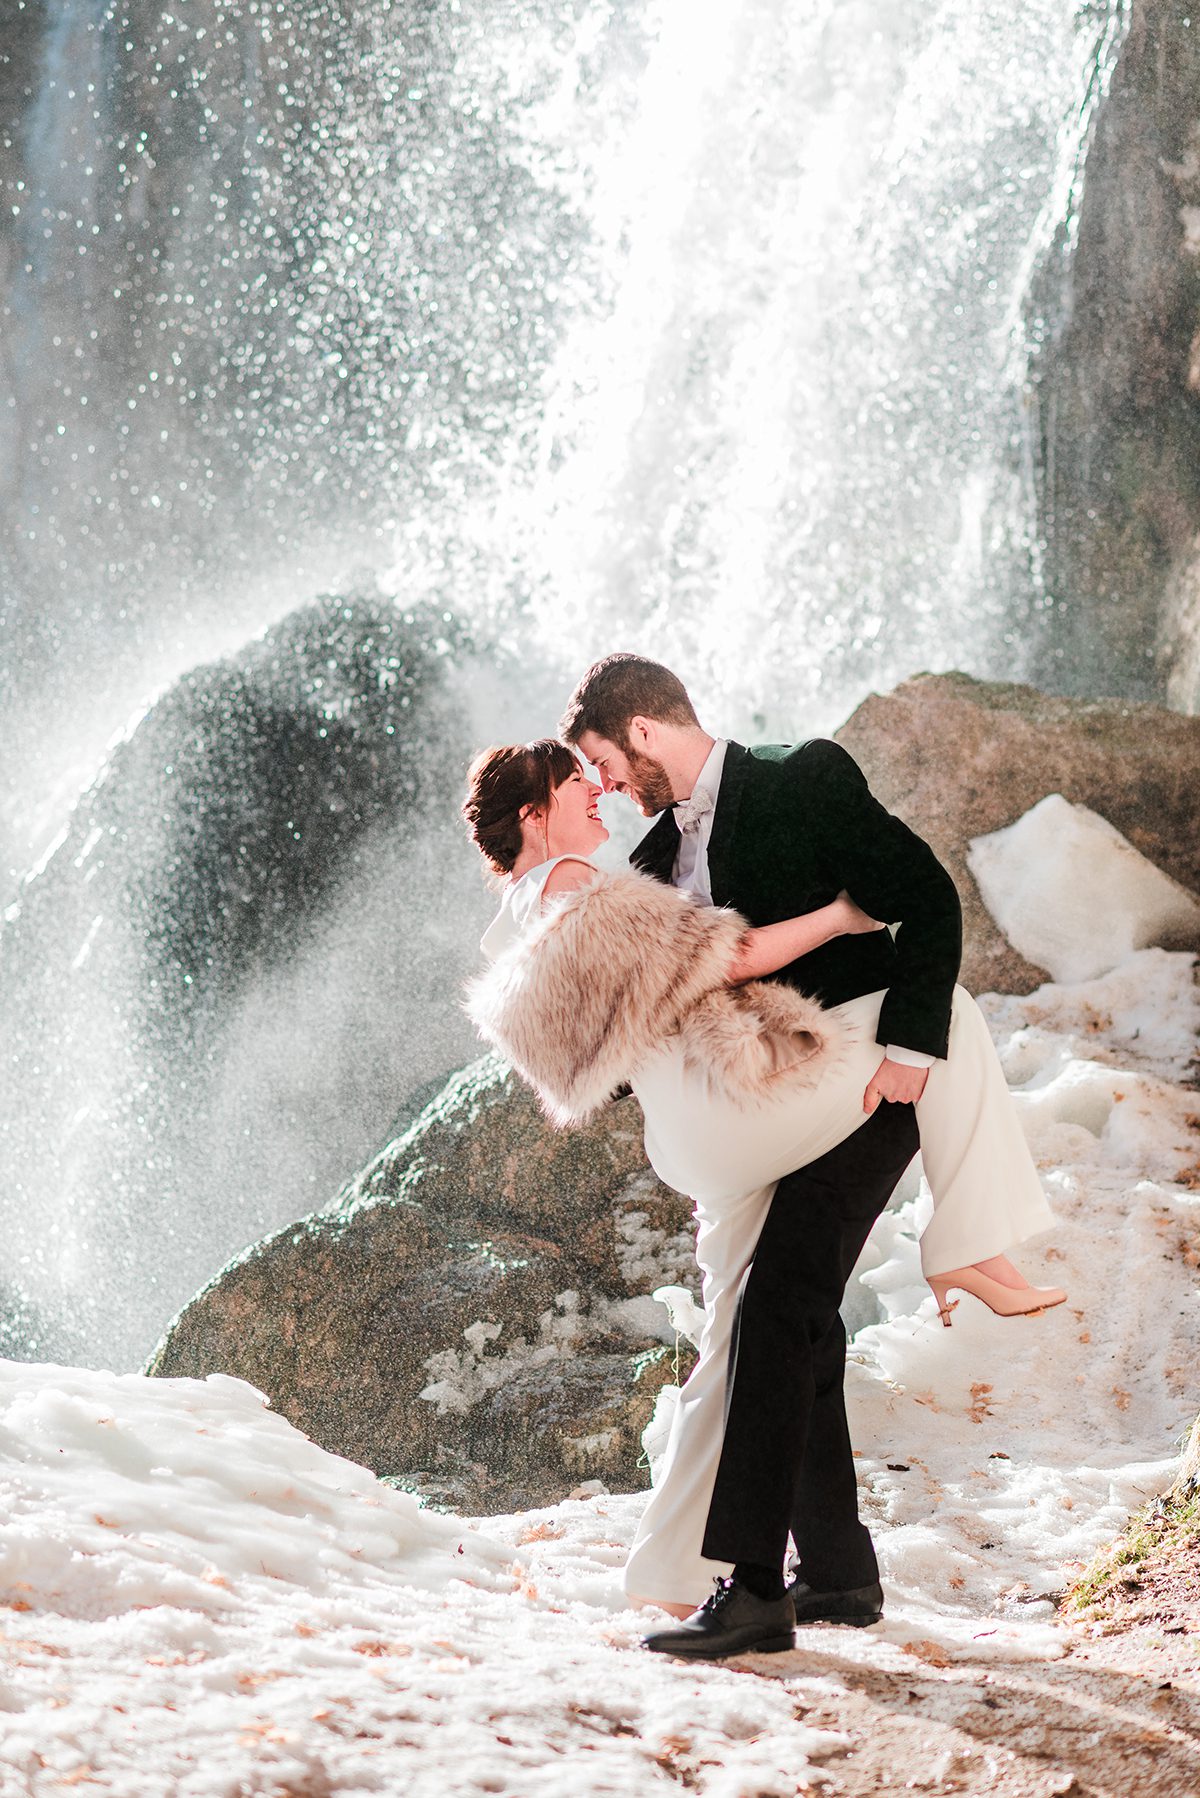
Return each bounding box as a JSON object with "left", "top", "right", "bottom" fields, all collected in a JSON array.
[{"left": 462, "top": 738, "right": 579, "bottom": 876}]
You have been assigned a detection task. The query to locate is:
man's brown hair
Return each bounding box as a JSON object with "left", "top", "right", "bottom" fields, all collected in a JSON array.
[{"left": 558, "top": 653, "right": 700, "bottom": 750}]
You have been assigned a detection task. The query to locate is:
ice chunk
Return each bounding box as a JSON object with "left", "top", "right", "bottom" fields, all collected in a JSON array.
[
  {"left": 968, "top": 794, "right": 1200, "bottom": 983},
  {"left": 651, "top": 1283, "right": 705, "bottom": 1349},
  {"left": 639, "top": 1381, "right": 680, "bottom": 1485}
]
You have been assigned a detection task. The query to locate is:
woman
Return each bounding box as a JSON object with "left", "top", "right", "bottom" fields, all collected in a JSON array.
[{"left": 463, "top": 739, "right": 1063, "bottom": 1609}]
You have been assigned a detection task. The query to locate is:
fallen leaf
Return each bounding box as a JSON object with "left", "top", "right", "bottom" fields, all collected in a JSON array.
[
  {"left": 968, "top": 1383, "right": 994, "bottom": 1424},
  {"left": 517, "top": 1521, "right": 565, "bottom": 1544}
]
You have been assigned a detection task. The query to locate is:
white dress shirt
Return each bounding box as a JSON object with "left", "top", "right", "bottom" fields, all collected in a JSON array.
[
  {"left": 667, "top": 736, "right": 933, "bottom": 1069},
  {"left": 670, "top": 737, "right": 727, "bottom": 905}
]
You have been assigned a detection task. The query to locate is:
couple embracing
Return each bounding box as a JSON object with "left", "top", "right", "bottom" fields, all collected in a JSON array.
[{"left": 463, "top": 653, "right": 1065, "bottom": 1660}]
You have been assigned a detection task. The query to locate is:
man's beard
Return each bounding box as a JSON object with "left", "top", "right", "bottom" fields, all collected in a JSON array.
[{"left": 624, "top": 747, "right": 675, "bottom": 815}]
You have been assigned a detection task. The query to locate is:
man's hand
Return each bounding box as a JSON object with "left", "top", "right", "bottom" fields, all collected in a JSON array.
[{"left": 863, "top": 1056, "right": 929, "bottom": 1113}]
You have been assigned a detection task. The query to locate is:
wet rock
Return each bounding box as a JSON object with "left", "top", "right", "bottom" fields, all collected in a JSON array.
[
  {"left": 1030, "top": 0, "right": 1200, "bottom": 705},
  {"left": 332, "top": 1056, "right": 652, "bottom": 1275},
  {"left": 454, "top": 1342, "right": 681, "bottom": 1513},
  {"left": 0, "top": 593, "right": 482, "bottom": 1368},
  {"left": 146, "top": 1056, "right": 699, "bottom": 1512},
  {"left": 834, "top": 671, "right": 1200, "bottom": 993},
  {"left": 148, "top": 1201, "right": 574, "bottom": 1481}
]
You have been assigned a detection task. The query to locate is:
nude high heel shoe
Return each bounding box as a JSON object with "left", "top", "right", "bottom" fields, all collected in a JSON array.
[{"left": 927, "top": 1267, "right": 1067, "bottom": 1328}]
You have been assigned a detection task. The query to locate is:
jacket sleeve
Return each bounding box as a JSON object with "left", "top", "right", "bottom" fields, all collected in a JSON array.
[{"left": 801, "top": 740, "right": 962, "bottom": 1058}]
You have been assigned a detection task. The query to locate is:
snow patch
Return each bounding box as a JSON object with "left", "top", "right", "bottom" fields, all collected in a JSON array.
[{"left": 968, "top": 794, "right": 1200, "bottom": 982}]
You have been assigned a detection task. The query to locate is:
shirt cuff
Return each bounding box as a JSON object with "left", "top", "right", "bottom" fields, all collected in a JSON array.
[{"left": 884, "top": 1043, "right": 936, "bottom": 1069}]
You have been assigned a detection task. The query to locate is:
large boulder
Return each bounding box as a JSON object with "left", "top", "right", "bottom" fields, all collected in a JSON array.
[
  {"left": 0, "top": 593, "right": 484, "bottom": 1369},
  {"left": 146, "top": 1055, "right": 699, "bottom": 1514},
  {"left": 834, "top": 671, "right": 1200, "bottom": 994}
]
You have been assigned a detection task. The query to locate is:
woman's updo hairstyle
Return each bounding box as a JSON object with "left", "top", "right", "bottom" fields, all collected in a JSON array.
[{"left": 462, "top": 737, "right": 579, "bottom": 876}]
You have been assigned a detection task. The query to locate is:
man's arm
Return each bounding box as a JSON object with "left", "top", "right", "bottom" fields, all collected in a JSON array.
[{"left": 801, "top": 739, "right": 962, "bottom": 1059}]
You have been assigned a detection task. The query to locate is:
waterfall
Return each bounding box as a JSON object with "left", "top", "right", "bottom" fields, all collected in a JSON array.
[
  {"left": 490, "top": 0, "right": 1133, "bottom": 731},
  {"left": 0, "top": 0, "right": 1135, "bottom": 1366},
  {"left": 2, "top": 0, "right": 1131, "bottom": 868}
]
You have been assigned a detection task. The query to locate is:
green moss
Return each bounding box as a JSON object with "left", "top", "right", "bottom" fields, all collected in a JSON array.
[{"left": 1064, "top": 1484, "right": 1200, "bottom": 1615}]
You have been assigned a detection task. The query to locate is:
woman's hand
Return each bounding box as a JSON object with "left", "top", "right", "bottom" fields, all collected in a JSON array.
[{"left": 835, "top": 891, "right": 887, "bottom": 936}]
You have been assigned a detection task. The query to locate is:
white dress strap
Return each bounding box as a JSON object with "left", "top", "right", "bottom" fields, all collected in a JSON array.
[{"left": 480, "top": 855, "right": 596, "bottom": 962}]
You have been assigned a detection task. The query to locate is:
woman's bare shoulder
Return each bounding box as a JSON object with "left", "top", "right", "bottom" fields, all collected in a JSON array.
[{"left": 541, "top": 857, "right": 601, "bottom": 901}]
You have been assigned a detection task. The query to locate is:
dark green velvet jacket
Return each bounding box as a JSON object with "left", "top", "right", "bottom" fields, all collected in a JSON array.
[{"left": 630, "top": 738, "right": 963, "bottom": 1060}]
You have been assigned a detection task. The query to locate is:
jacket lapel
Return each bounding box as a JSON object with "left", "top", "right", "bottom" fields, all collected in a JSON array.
[
  {"left": 630, "top": 809, "right": 679, "bottom": 884},
  {"left": 630, "top": 738, "right": 754, "bottom": 891},
  {"left": 706, "top": 739, "right": 750, "bottom": 904}
]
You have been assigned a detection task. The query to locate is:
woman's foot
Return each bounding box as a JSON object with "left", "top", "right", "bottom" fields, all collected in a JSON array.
[
  {"left": 967, "top": 1253, "right": 1034, "bottom": 1290},
  {"left": 927, "top": 1260, "right": 1067, "bottom": 1328},
  {"left": 630, "top": 1594, "right": 694, "bottom": 1620}
]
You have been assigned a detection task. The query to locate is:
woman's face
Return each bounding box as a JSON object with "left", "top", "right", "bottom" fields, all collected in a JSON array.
[{"left": 542, "top": 761, "right": 608, "bottom": 857}]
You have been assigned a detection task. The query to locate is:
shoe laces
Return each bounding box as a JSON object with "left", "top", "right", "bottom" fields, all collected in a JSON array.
[{"left": 698, "top": 1576, "right": 738, "bottom": 1617}]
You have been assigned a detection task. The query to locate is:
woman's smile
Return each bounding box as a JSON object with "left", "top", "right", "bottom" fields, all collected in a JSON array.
[{"left": 546, "top": 763, "right": 608, "bottom": 855}]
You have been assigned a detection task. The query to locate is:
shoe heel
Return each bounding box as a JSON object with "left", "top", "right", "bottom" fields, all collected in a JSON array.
[
  {"left": 756, "top": 1633, "right": 798, "bottom": 1654},
  {"left": 927, "top": 1265, "right": 1068, "bottom": 1322},
  {"left": 928, "top": 1280, "right": 955, "bottom": 1328}
]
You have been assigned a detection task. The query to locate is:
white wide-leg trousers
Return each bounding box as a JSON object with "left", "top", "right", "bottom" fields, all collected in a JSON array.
[{"left": 623, "top": 986, "right": 1053, "bottom": 1607}]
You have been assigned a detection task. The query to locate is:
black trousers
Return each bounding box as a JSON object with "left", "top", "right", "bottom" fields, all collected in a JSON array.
[{"left": 700, "top": 1099, "right": 921, "bottom": 1589}]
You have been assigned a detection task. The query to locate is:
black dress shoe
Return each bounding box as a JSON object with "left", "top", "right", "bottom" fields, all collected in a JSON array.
[
  {"left": 787, "top": 1575, "right": 884, "bottom": 1627},
  {"left": 642, "top": 1578, "right": 796, "bottom": 1660}
]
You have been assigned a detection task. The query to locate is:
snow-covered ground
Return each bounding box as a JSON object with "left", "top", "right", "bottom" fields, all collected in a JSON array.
[{"left": 1, "top": 948, "right": 1197, "bottom": 1798}]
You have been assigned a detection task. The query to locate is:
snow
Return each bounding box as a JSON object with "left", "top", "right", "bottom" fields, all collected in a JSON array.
[
  {"left": 2, "top": 949, "right": 1198, "bottom": 1796},
  {"left": 967, "top": 795, "right": 1200, "bottom": 983}
]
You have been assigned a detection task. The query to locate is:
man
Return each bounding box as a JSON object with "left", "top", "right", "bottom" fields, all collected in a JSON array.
[{"left": 559, "top": 653, "right": 963, "bottom": 1658}]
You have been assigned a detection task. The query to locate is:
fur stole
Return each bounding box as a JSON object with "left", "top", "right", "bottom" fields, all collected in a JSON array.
[{"left": 466, "top": 868, "right": 844, "bottom": 1126}]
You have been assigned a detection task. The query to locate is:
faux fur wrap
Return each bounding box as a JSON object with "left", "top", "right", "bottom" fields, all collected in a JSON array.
[{"left": 466, "top": 869, "right": 844, "bottom": 1126}]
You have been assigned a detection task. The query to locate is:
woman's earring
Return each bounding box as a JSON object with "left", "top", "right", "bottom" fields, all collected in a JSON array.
[{"left": 519, "top": 803, "right": 549, "bottom": 858}]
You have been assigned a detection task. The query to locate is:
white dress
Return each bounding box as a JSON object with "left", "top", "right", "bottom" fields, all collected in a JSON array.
[{"left": 483, "top": 856, "right": 1054, "bottom": 1606}]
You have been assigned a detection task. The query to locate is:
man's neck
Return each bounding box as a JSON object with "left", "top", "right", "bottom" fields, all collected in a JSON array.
[{"left": 668, "top": 731, "right": 718, "bottom": 803}]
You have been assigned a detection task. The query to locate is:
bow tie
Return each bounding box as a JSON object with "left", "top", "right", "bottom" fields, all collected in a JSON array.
[{"left": 673, "top": 790, "right": 714, "bottom": 833}]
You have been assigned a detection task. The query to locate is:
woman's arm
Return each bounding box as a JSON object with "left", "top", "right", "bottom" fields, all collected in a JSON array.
[
  {"left": 539, "top": 863, "right": 882, "bottom": 983},
  {"left": 727, "top": 894, "right": 883, "bottom": 984}
]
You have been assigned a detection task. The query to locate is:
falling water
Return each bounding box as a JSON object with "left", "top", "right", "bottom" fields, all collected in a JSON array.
[
  {"left": 0, "top": 0, "right": 1132, "bottom": 1364},
  {"left": 494, "top": 0, "right": 1134, "bottom": 730}
]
